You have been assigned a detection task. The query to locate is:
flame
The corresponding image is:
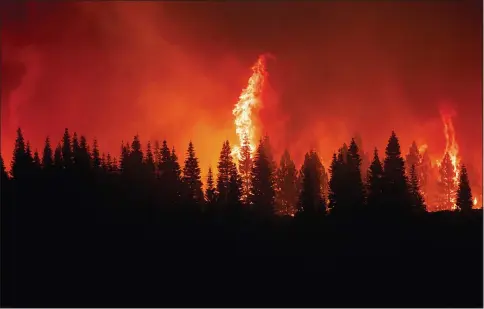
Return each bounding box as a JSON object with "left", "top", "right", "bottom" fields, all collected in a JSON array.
[
  {"left": 440, "top": 110, "right": 460, "bottom": 210},
  {"left": 232, "top": 55, "right": 267, "bottom": 160},
  {"left": 473, "top": 197, "right": 478, "bottom": 206},
  {"left": 418, "top": 144, "right": 428, "bottom": 154}
]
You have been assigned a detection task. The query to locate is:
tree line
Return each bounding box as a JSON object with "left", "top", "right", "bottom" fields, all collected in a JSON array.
[{"left": 1, "top": 127, "right": 475, "bottom": 218}]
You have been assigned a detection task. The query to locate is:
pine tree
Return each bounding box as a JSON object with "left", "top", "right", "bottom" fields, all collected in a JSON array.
[
  {"left": 438, "top": 152, "right": 456, "bottom": 211},
  {"left": 62, "top": 128, "right": 72, "bottom": 169},
  {"left": 216, "top": 141, "right": 234, "bottom": 206},
  {"left": 409, "top": 164, "right": 426, "bottom": 212},
  {"left": 298, "top": 151, "right": 325, "bottom": 215},
  {"left": 154, "top": 140, "right": 162, "bottom": 176},
  {"left": 33, "top": 149, "right": 41, "bottom": 170},
  {"left": 159, "top": 140, "right": 171, "bottom": 177},
  {"left": 347, "top": 138, "right": 365, "bottom": 211},
  {"left": 249, "top": 140, "right": 276, "bottom": 216},
  {"left": 130, "top": 135, "right": 143, "bottom": 166},
  {"left": 228, "top": 163, "right": 243, "bottom": 211},
  {"left": 275, "top": 150, "right": 298, "bottom": 216},
  {"left": 101, "top": 153, "right": 107, "bottom": 171},
  {"left": 106, "top": 153, "right": 113, "bottom": 172},
  {"left": 420, "top": 149, "right": 432, "bottom": 204},
  {"left": 382, "top": 131, "right": 411, "bottom": 214},
  {"left": 262, "top": 134, "right": 277, "bottom": 190},
  {"left": 42, "top": 137, "right": 54, "bottom": 169},
  {"left": 72, "top": 132, "right": 80, "bottom": 166},
  {"left": 78, "top": 135, "right": 91, "bottom": 171},
  {"left": 238, "top": 135, "right": 252, "bottom": 204},
  {"left": 329, "top": 146, "right": 351, "bottom": 215},
  {"left": 11, "top": 128, "right": 29, "bottom": 179},
  {"left": 367, "top": 148, "right": 384, "bottom": 211},
  {"left": 54, "top": 143, "right": 63, "bottom": 170},
  {"left": 170, "top": 146, "right": 183, "bottom": 203},
  {"left": 205, "top": 166, "right": 217, "bottom": 206},
  {"left": 0, "top": 154, "right": 8, "bottom": 182},
  {"left": 145, "top": 141, "right": 155, "bottom": 173},
  {"left": 182, "top": 141, "right": 204, "bottom": 206},
  {"left": 120, "top": 141, "right": 129, "bottom": 173},
  {"left": 92, "top": 138, "right": 101, "bottom": 169},
  {"left": 456, "top": 165, "right": 473, "bottom": 213},
  {"left": 354, "top": 133, "right": 371, "bottom": 182}
]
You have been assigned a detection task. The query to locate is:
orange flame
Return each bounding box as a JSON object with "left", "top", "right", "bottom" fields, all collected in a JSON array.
[
  {"left": 232, "top": 55, "right": 267, "bottom": 160},
  {"left": 473, "top": 197, "right": 478, "bottom": 206},
  {"left": 440, "top": 110, "right": 460, "bottom": 209}
]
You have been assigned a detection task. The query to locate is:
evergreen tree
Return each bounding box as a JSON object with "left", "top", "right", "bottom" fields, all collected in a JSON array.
[
  {"left": 145, "top": 141, "right": 155, "bottom": 173},
  {"left": 420, "top": 149, "right": 432, "bottom": 203},
  {"left": 154, "top": 140, "right": 162, "bottom": 175},
  {"left": 33, "top": 149, "right": 41, "bottom": 170},
  {"left": 354, "top": 133, "right": 371, "bottom": 182},
  {"left": 238, "top": 135, "right": 252, "bottom": 204},
  {"left": 216, "top": 141, "right": 234, "bottom": 206},
  {"left": 120, "top": 141, "right": 129, "bottom": 173},
  {"left": 409, "top": 163, "right": 426, "bottom": 212},
  {"left": 106, "top": 153, "right": 113, "bottom": 172},
  {"left": 62, "top": 128, "right": 72, "bottom": 169},
  {"left": 366, "top": 148, "right": 384, "bottom": 211},
  {"left": 0, "top": 154, "right": 8, "bottom": 182},
  {"left": 262, "top": 134, "right": 277, "bottom": 190},
  {"left": 130, "top": 135, "right": 143, "bottom": 166},
  {"left": 92, "top": 138, "right": 101, "bottom": 169},
  {"left": 170, "top": 146, "right": 183, "bottom": 203},
  {"left": 205, "top": 166, "right": 217, "bottom": 206},
  {"left": 438, "top": 152, "right": 456, "bottom": 211},
  {"left": 11, "top": 128, "right": 30, "bottom": 180},
  {"left": 249, "top": 140, "right": 276, "bottom": 216},
  {"left": 275, "top": 150, "right": 298, "bottom": 216},
  {"left": 42, "top": 137, "right": 54, "bottom": 169},
  {"left": 347, "top": 138, "right": 365, "bottom": 211},
  {"left": 72, "top": 132, "right": 80, "bottom": 166},
  {"left": 456, "top": 165, "right": 473, "bottom": 213},
  {"left": 54, "top": 143, "right": 63, "bottom": 170},
  {"left": 228, "top": 162, "right": 243, "bottom": 211},
  {"left": 159, "top": 140, "right": 171, "bottom": 177},
  {"left": 298, "top": 150, "right": 325, "bottom": 215},
  {"left": 382, "top": 131, "right": 411, "bottom": 214},
  {"left": 78, "top": 136, "right": 91, "bottom": 171},
  {"left": 101, "top": 153, "right": 108, "bottom": 171},
  {"left": 182, "top": 141, "right": 204, "bottom": 206}
]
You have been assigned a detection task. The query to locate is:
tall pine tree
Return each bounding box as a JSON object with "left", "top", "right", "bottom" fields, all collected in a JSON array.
[
  {"left": 182, "top": 141, "right": 204, "bottom": 206},
  {"left": 42, "top": 137, "right": 54, "bottom": 169},
  {"left": 275, "top": 150, "right": 298, "bottom": 216},
  {"left": 298, "top": 150, "right": 325, "bottom": 215},
  {"left": 249, "top": 139, "right": 276, "bottom": 217},
  {"left": 456, "top": 165, "right": 473, "bottom": 213},
  {"left": 205, "top": 166, "right": 217, "bottom": 206},
  {"left": 438, "top": 152, "right": 456, "bottom": 211},
  {"left": 238, "top": 135, "right": 252, "bottom": 204},
  {"left": 409, "top": 163, "right": 426, "bottom": 213},
  {"left": 366, "top": 148, "right": 384, "bottom": 211},
  {"left": 216, "top": 140, "right": 234, "bottom": 206}
]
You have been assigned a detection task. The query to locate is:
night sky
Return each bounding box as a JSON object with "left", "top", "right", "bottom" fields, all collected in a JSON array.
[{"left": 1, "top": 1, "right": 482, "bottom": 191}]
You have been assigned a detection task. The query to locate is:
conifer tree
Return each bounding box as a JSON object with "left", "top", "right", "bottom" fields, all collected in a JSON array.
[
  {"left": 170, "top": 147, "right": 183, "bottom": 203},
  {"left": 101, "top": 152, "right": 107, "bottom": 171},
  {"left": 145, "top": 141, "right": 155, "bottom": 173},
  {"left": 367, "top": 148, "right": 384, "bottom": 211},
  {"left": 159, "top": 140, "right": 171, "bottom": 176},
  {"left": 238, "top": 135, "right": 252, "bottom": 204},
  {"left": 0, "top": 154, "right": 8, "bottom": 182},
  {"left": 11, "top": 128, "right": 29, "bottom": 179},
  {"left": 54, "top": 143, "right": 63, "bottom": 170},
  {"left": 154, "top": 140, "right": 162, "bottom": 175},
  {"left": 106, "top": 153, "right": 113, "bottom": 172},
  {"left": 228, "top": 163, "right": 243, "bottom": 210},
  {"left": 130, "top": 135, "right": 143, "bottom": 166},
  {"left": 438, "top": 152, "right": 456, "bottom": 211},
  {"left": 456, "top": 165, "right": 473, "bottom": 213},
  {"left": 347, "top": 139, "right": 365, "bottom": 209},
  {"left": 329, "top": 147, "right": 351, "bottom": 214},
  {"left": 92, "top": 138, "right": 101, "bottom": 169},
  {"left": 72, "top": 132, "right": 80, "bottom": 166},
  {"left": 205, "top": 166, "right": 217, "bottom": 206},
  {"left": 382, "top": 131, "right": 411, "bottom": 214},
  {"left": 298, "top": 151, "right": 325, "bottom": 215},
  {"left": 78, "top": 135, "right": 91, "bottom": 170},
  {"left": 33, "top": 149, "right": 41, "bottom": 170},
  {"left": 216, "top": 140, "right": 234, "bottom": 205},
  {"left": 182, "top": 141, "right": 204, "bottom": 206},
  {"left": 249, "top": 140, "right": 276, "bottom": 216},
  {"left": 354, "top": 133, "right": 370, "bottom": 182},
  {"left": 409, "top": 163, "right": 426, "bottom": 212},
  {"left": 42, "top": 137, "right": 54, "bottom": 169},
  {"left": 262, "top": 134, "right": 277, "bottom": 189},
  {"left": 275, "top": 150, "right": 298, "bottom": 216},
  {"left": 420, "top": 149, "right": 432, "bottom": 202},
  {"left": 62, "top": 128, "right": 72, "bottom": 169},
  {"left": 120, "top": 141, "right": 129, "bottom": 173}
]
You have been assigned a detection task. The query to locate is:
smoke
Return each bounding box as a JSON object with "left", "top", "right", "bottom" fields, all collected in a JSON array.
[{"left": 0, "top": 1, "right": 481, "bottom": 197}]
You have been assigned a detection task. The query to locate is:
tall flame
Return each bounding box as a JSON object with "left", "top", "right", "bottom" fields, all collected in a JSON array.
[
  {"left": 440, "top": 110, "right": 460, "bottom": 209},
  {"left": 232, "top": 55, "right": 267, "bottom": 160}
]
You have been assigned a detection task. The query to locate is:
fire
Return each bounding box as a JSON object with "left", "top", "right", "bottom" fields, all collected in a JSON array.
[
  {"left": 439, "top": 110, "right": 460, "bottom": 210},
  {"left": 473, "top": 197, "right": 478, "bottom": 206},
  {"left": 232, "top": 55, "right": 267, "bottom": 160}
]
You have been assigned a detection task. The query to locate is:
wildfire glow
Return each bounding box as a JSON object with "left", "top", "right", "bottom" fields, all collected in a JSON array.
[
  {"left": 232, "top": 55, "right": 267, "bottom": 160},
  {"left": 439, "top": 110, "right": 460, "bottom": 210},
  {"left": 473, "top": 197, "right": 478, "bottom": 206}
]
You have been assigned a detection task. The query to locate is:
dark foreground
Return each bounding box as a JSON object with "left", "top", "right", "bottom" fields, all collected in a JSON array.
[{"left": 2, "top": 207, "right": 482, "bottom": 308}]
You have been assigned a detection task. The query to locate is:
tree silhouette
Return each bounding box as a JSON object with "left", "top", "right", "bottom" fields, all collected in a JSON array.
[
  {"left": 382, "top": 131, "right": 410, "bottom": 214},
  {"left": 0, "top": 155, "right": 8, "bottom": 182},
  {"left": 347, "top": 138, "right": 365, "bottom": 213},
  {"left": 11, "top": 128, "right": 30, "bottom": 180},
  {"left": 62, "top": 128, "right": 73, "bottom": 169},
  {"left": 216, "top": 140, "right": 234, "bottom": 206},
  {"left": 92, "top": 139, "right": 101, "bottom": 170},
  {"left": 42, "top": 137, "right": 54, "bottom": 169},
  {"left": 238, "top": 135, "right": 252, "bottom": 204},
  {"left": 205, "top": 166, "right": 217, "bottom": 207},
  {"left": 182, "top": 141, "right": 204, "bottom": 207},
  {"left": 78, "top": 136, "right": 91, "bottom": 171},
  {"left": 249, "top": 139, "right": 276, "bottom": 217},
  {"left": 72, "top": 132, "right": 80, "bottom": 166},
  {"left": 420, "top": 149, "right": 432, "bottom": 204},
  {"left": 366, "top": 148, "right": 384, "bottom": 211},
  {"left": 409, "top": 164, "right": 426, "bottom": 213},
  {"left": 405, "top": 141, "right": 421, "bottom": 179},
  {"left": 54, "top": 143, "right": 63, "bottom": 170},
  {"left": 438, "top": 152, "right": 456, "bottom": 211},
  {"left": 298, "top": 150, "right": 325, "bottom": 215},
  {"left": 456, "top": 165, "right": 473, "bottom": 213},
  {"left": 145, "top": 141, "right": 155, "bottom": 173},
  {"left": 275, "top": 150, "right": 298, "bottom": 216},
  {"left": 154, "top": 140, "right": 162, "bottom": 176}
]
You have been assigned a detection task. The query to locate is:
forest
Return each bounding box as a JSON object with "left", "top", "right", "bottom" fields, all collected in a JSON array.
[{"left": 1, "top": 127, "right": 482, "bottom": 307}]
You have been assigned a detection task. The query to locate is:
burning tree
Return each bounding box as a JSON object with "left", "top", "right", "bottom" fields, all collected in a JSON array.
[
  {"left": 275, "top": 150, "right": 298, "bottom": 216},
  {"left": 456, "top": 165, "right": 473, "bottom": 213},
  {"left": 438, "top": 152, "right": 456, "bottom": 211},
  {"left": 238, "top": 135, "right": 252, "bottom": 204}
]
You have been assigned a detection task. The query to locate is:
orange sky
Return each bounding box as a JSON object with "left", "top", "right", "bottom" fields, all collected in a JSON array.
[{"left": 1, "top": 1, "right": 482, "bottom": 198}]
